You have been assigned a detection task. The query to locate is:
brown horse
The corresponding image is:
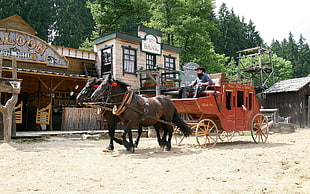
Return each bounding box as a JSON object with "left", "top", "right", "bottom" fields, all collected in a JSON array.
[
  {"left": 91, "top": 78, "right": 191, "bottom": 152},
  {"left": 76, "top": 78, "right": 143, "bottom": 151}
]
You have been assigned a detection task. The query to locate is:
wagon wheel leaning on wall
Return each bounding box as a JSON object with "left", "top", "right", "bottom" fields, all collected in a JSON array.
[
  {"left": 195, "top": 119, "right": 219, "bottom": 148},
  {"left": 250, "top": 113, "right": 269, "bottom": 143}
]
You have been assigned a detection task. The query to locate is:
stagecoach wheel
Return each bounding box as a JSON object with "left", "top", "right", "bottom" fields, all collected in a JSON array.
[
  {"left": 196, "top": 119, "right": 219, "bottom": 148},
  {"left": 251, "top": 113, "right": 269, "bottom": 143},
  {"left": 173, "top": 126, "right": 185, "bottom": 145}
]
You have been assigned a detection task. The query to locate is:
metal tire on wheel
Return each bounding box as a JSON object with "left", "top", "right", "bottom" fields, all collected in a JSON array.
[
  {"left": 196, "top": 119, "right": 219, "bottom": 148},
  {"left": 251, "top": 113, "right": 269, "bottom": 143}
]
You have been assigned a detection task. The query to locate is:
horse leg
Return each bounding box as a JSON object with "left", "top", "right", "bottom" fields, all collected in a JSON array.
[
  {"left": 105, "top": 113, "right": 123, "bottom": 150},
  {"left": 134, "top": 126, "right": 143, "bottom": 148},
  {"left": 154, "top": 123, "right": 165, "bottom": 149},
  {"left": 164, "top": 124, "right": 173, "bottom": 151},
  {"left": 128, "top": 129, "right": 134, "bottom": 151},
  {"left": 122, "top": 120, "right": 135, "bottom": 153}
]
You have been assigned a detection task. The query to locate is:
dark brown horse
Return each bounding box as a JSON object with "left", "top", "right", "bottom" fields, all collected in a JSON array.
[
  {"left": 76, "top": 78, "right": 143, "bottom": 151},
  {"left": 90, "top": 78, "right": 191, "bottom": 152}
]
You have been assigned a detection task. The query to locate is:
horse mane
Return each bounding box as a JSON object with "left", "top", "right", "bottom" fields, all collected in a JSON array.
[
  {"left": 87, "top": 77, "right": 97, "bottom": 84},
  {"left": 115, "top": 79, "right": 130, "bottom": 88}
]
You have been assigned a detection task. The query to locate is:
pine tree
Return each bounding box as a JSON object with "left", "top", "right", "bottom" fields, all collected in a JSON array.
[
  {"left": 0, "top": 0, "right": 55, "bottom": 40},
  {"left": 50, "top": 0, "right": 94, "bottom": 48}
]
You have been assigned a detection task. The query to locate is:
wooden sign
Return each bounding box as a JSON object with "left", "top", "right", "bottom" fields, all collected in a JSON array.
[
  {"left": 0, "top": 77, "right": 22, "bottom": 93},
  {"left": 0, "top": 28, "right": 68, "bottom": 68},
  {"left": 141, "top": 34, "right": 161, "bottom": 55}
]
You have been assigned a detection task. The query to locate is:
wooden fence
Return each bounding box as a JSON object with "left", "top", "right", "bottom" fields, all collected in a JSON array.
[{"left": 61, "top": 108, "right": 102, "bottom": 130}]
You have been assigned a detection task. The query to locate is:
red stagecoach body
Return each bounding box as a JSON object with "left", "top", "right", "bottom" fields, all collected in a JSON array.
[{"left": 171, "top": 73, "right": 268, "bottom": 147}]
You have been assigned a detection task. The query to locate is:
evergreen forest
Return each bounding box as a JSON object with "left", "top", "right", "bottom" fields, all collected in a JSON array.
[{"left": 1, "top": 0, "right": 309, "bottom": 81}]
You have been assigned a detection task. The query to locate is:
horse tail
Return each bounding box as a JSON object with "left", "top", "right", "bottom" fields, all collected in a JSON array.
[{"left": 172, "top": 109, "right": 192, "bottom": 137}]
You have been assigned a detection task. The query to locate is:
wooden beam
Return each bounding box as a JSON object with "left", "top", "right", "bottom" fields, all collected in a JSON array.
[
  {"left": 52, "top": 79, "right": 64, "bottom": 91},
  {"left": 0, "top": 78, "right": 22, "bottom": 93},
  {"left": 0, "top": 53, "right": 3, "bottom": 100},
  {"left": 12, "top": 52, "right": 17, "bottom": 79},
  {"left": 38, "top": 77, "right": 49, "bottom": 89},
  {"left": 0, "top": 53, "right": 2, "bottom": 78}
]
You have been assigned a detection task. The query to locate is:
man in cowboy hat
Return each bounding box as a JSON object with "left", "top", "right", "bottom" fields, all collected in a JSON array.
[
  {"left": 178, "top": 66, "right": 213, "bottom": 98},
  {"left": 189, "top": 66, "right": 213, "bottom": 97}
]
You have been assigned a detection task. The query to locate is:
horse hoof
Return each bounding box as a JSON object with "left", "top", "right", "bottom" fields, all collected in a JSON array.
[
  {"left": 164, "top": 145, "right": 171, "bottom": 151},
  {"left": 107, "top": 145, "right": 114, "bottom": 151},
  {"left": 127, "top": 146, "right": 135, "bottom": 153}
]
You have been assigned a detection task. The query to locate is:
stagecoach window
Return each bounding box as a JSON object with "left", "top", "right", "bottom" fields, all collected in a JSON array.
[
  {"left": 164, "top": 56, "right": 176, "bottom": 78},
  {"left": 226, "top": 91, "right": 232, "bottom": 110},
  {"left": 237, "top": 91, "right": 244, "bottom": 107},
  {"left": 123, "top": 47, "right": 137, "bottom": 73}
]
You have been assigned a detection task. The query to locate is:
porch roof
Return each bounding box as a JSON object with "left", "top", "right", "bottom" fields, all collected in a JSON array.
[{"left": 2, "top": 66, "right": 89, "bottom": 80}]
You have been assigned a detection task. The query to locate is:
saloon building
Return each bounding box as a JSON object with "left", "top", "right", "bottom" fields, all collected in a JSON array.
[{"left": 0, "top": 15, "right": 181, "bottom": 132}]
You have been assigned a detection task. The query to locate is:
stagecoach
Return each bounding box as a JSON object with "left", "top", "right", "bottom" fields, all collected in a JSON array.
[{"left": 171, "top": 73, "right": 269, "bottom": 147}]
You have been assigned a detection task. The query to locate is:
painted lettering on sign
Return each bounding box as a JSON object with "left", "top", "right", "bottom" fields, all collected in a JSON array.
[
  {"left": 141, "top": 34, "right": 161, "bottom": 55},
  {"left": 0, "top": 29, "right": 68, "bottom": 67}
]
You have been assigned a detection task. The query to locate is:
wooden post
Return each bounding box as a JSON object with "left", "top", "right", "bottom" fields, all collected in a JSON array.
[
  {"left": 155, "top": 73, "right": 161, "bottom": 96},
  {"left": 0, "top": 53, "right": 2, "bottom": 100},
  {"left": 308, "top": 96, "right": 310, "bottom": 127},
  {"left": 0, "top": 53, "right": 20, "bottom": 142}
]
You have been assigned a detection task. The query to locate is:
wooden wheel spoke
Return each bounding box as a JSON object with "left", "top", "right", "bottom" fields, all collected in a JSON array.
[
  {"left": 196, "top": 119, "right": 218, "bottom": 148},
  {"left": 251, "top": 113, "right": 269, "bottom": 144},
  {"left": 207, "top": 135, "right": 216, "bottom": 142}
]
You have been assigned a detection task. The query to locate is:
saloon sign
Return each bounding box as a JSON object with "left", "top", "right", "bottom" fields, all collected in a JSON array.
[
  {"left": 0, "top": 29, "right": 68, "bottom": 67},
  {"left": 141, "top": 34, "right": 161, "bottom": 55}
]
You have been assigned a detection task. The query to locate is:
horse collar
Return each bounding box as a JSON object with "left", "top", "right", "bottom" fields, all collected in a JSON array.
[{"left": 112, "top": 89, "right": 134, "bottom": 116}]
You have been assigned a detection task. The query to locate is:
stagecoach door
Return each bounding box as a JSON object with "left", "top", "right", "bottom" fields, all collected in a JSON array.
[{"left": 235, "top": 90, "right": 246, "bottom": 130}]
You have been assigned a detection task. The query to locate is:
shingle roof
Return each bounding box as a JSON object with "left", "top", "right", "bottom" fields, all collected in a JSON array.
[{"left": 263, "top": 77, "right": 310, "bottom": 94}]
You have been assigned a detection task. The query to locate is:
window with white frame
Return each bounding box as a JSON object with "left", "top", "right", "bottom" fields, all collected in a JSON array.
[
  {"left": 123, "top": 46, "right": 136, "bottom": 73},
  {"left": 146, "top": 53, "right": 156, "bottom": 70},
  {"left": 164, "top": 56, "right": 176, "bottom": 78}
]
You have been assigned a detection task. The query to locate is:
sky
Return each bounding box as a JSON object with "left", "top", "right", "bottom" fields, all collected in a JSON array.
[{"left": 215, "top": 0, "right": 310, "bottom": 45}]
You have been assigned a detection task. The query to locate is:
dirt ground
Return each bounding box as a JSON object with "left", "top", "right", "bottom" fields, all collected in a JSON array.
[{"left": 1, "top": 128, "right": 310, "bottom": 194}]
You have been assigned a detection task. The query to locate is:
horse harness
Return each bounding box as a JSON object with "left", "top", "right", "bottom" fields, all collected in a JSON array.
[
  {"left": 112, "top": 88, "right": 134, "bottom": 116},
  {"left": 89, "top": 86, "right": 173, "bottom": 126},
  {"left": 112, "top": 88, "right": 150, "bottom": 121}
]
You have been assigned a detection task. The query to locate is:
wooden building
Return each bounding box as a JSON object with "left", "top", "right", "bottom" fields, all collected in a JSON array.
[
  {"left": 0, "top": 15, "right": 97, "bottom": 131},
  {"left": 261, "top": 77, "right": 310, "bottom": 127},
  {"left": 94, "top": 25, "right": 181, "bottom": 95},
  {"left": 0, "top": 15, "right": 181, "bottom": 132}
]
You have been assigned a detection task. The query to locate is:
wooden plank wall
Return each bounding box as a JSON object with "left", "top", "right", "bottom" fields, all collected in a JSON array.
[{"left": 61, "top": 108, "right": 102, "bottom": 130}]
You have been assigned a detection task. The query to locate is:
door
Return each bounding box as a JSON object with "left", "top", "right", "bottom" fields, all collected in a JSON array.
[{"left": 235, "top": 90, "right": 246, "bottom": 130}]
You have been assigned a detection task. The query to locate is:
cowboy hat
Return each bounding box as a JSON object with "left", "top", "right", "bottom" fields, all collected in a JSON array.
[{"left": 194, "top": 66, "right": 205, "bottom": 72}]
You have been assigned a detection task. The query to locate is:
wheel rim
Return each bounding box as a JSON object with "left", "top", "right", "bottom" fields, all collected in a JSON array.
[
  {"left": 251, "top": 113, "right": 269, "bottom": 143},
  {"left": 196, "top": 119, "right": 218, "bottom": 148}
]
